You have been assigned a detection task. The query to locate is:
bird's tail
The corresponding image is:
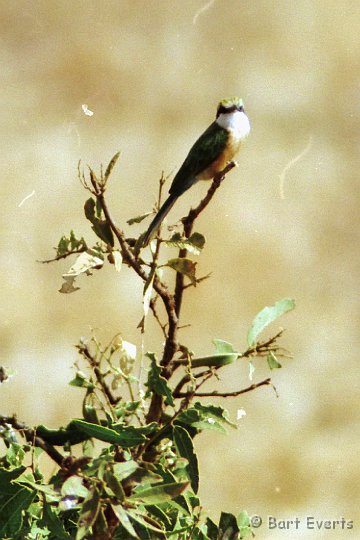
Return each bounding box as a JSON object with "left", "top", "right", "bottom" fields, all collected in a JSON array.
[{"left": 142, "top": 193, "right": 178, "bottom": 247}]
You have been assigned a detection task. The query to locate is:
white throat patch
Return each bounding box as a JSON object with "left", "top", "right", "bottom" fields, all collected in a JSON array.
[{"left": 216, "top": 110, "right": 251, "bottom": 139}]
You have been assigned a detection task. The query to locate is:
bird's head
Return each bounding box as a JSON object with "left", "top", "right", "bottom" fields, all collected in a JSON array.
[
  {"left": 215, "top": 96, "right": 250, "bottom": 137},
  {"left": 216, "top": 97, "right": 244, "bottom": 118}
]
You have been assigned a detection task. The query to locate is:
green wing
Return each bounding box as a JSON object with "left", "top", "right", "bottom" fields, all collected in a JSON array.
[{"left": 169, "top": 121, "right": 229, "bottom": 197}]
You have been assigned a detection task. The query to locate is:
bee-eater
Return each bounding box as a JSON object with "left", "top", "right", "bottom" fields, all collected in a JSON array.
[{"left": 142, "top": 97, "right": 250, "bottom": 246}]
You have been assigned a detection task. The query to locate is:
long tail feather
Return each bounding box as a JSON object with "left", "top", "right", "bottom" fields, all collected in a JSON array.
[{"left": 142, "top": 193, "right": 178, "bottom": 247}]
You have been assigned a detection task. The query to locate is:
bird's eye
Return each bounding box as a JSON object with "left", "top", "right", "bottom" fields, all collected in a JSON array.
[{"left": 238, "top": 105, "right": 244, "bottom": 112}]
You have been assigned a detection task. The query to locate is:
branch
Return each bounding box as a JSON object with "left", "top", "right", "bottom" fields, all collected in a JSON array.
[
  {"left": 38, "top": 248, "right": 88, "bottom": 264},
  {"left": 84, "top": 173, "right": 178, "bottom": 423},
  {"left": 138, "top": 370, "right": 209, "bottom": 458},
  {"left": 172, "top": 366, "right": 208, "bottom": 397},
  {"left": 0, "top": 415, "right": 64, "bottom": 466},
  {"left": 240, "top": 329, "right": 288, "bottom": 358},
  {"left": 76, "top": 342, "right": 118, "bottom": 407},
  {"left": 149, "top": 296, "right": 167, "bottom": 337},
  {"left": 101, "top": 191, "right": 179, "bottom": 379},
  {"left": 80, "top": 161, "right": 236, "bottom": 424},
  {"left": 174, "top": 161, "right": 237, "bottom": 318},
  {"left": 175, "top": 378, "right": 274, "bottom": 398}
]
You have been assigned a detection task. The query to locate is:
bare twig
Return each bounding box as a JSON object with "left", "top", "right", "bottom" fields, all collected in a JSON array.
[
  {"left": 182, "top": 272, "right": 212, "bottom": 290},
  {"left": 39, "top": 248, "right": 88, "bottom": 264},
  {"left": 174, "top": 161, "right": 236, "bottom": 318},
  {"left": 172, "top": 366, "right": 211, "bottom": 397},
  {"left": 149, "top": 296, "right": 167, "bottom": 337},
  {"left": 76, "top": 342, "right": 118, "bottom": 407},
  {"left": 91, "top": 187, "right": 179, "bottom": 373},
  {"left": 240, "top": 329, "right": 288, "bottom": 358},
  {"left": 175, "top": 377, "right": 273, "bottom": 398},
  {"left": 140, "top": 176, "right": 165, "bottom": 334}
]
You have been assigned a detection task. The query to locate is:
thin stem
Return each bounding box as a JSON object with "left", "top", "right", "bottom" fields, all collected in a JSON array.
[
  {"left": 175, "top": 378, "right": 273, "bottom": 398},
  {"left": 77, "top": 342, "right": 118, "bottom": 407},
  {"left": 174, "top": 161, "right": 236, "bottom": 318},
  {"left": 39, "top": 248, "right": 88, "bottom": 264},
  {"left": 97, "top": 191, "right": 178, "bottom": 345}
]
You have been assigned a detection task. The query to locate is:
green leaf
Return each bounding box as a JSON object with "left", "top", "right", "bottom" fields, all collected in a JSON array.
[
  {"left": 36, "top": 422, "right": 89, "bottom": 446},
  {"left": 94, "top": 508, "right": 108, "bottom": 538},
  {"left": 191, "top": 353, "right": 238, "bottom": 368},
  {"left": 218, "top": 512, "right": 239, "bottom": 539},
  {"left": 123, "top": 466, "right": 163, "bottom": 486},
  {"left": 103, "top": 470, "right": 125, "bottom": 501},
  {"left": 0, "top": 485, "right": 35, "bottom": 537},
  {"left": 178, "top": 408, "right": 226, "bottom": 434},
  {"left": 146, "top": 505, "right": 172, "bottom": 528},
  {"left": 56, "top": 231, "right": 87, "bottom": 258},
  {"left": 111, "top": 505, "right": 138, "bottom": 538},
  {"left": 61, "top": 476, "right": 89, "bottom": 499},
  {"left": 187, "top": 232, "right": 205, "bottom": 253},
  {"left": 267, "top": 351, "right": 282, "bottom": 370},
  {"left": 16, "top": 478, "right": 59, "bottom": 501},
  {"left": 6, "top": 443, "right": 25, "bottom": 468},
  {"left": 84, "top": 198, "right": 96, "bottom": 221},
  {"left": 127, "top": 212, "right": 153, "bottom": 225},
  {"left": 83, "top": 403, "right": 99, "bottom": 425},
  {"left": 190, "top": 339, "right": 239, "bottom": 369},
  {"left": 112, "top": 460, "right": 138, "bottom": 481},
  {"left": 193, "top": 403, "right": 236, "bottom": 428},
  {"left": 194, "top": 524, "right": 212, "bottom": 540},
  {"left": 0, "top": 467, "right": 26, "bottom": 490},
  {"left": 42, "top": 504, "right": 71, "bottom": 539},
  {"left": 126, "top": 508, "right": 166, "bottom": 534},
  {"left": 72, "top": 419, "right": 146, "bottom": 447},
  {"left": 84, "top": 198, "right": 114, "bottom": 246},
  {"left": 77, "top": 487, "right": 100, "bottom": 540},
  {"left": 104, "top": 151, "right": 121, "bottom": 181},
  {"left": 177, "top": 402, "right": 236, "bottom": 434},
  {"left": 247, "top": 298, "right": 295, "bottom": 346},
  {"left": 145, "top": 352, "right": 175, "bottom": 406},
  {"left": 69, "top": 371, "right": 94, "bottom": 389},
  {"left": 205, "top": 517, "right": 219, "bottom": 539},
  {"left": 166, "top": 232, "right": 205, "bottom": 255},
  {"left": 213, "top": 339, "right": 236, "bottom": 354},
  {"left": 129, "top": 482, "right": 189, "bottom": 505},
  {"left": 91, "top": 221, "right": 114, "bottom": 246},
  {"left": 237, "top": 510, "right": 252, "bottom": 539},
  {"left": 119, "top": 422, "right": 158, "bottom": 436},
  {"left": 173, "top": 426, "right": 199, "bottom": 493},
  {"left": 167, "top": 258, "right": 197, "bottom": 285}
]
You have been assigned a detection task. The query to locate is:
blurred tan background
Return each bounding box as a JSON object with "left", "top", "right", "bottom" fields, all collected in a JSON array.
[{"left": 1, "top": 1, "right": 359, "bottom": 538}]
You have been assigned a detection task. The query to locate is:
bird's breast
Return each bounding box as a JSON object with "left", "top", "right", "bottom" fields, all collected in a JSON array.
[{"left": 197, "top": 131, "right": 242, "bottom": 180}]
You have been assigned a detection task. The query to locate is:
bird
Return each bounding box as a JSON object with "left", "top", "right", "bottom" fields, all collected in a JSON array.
[{"left": 142, "top": 97, "right": 250, "bottom": 246}]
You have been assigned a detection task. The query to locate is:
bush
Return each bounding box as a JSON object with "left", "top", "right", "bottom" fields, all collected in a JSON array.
[{"left": 0, "top": 154, "right": 294, "bottom": 539}]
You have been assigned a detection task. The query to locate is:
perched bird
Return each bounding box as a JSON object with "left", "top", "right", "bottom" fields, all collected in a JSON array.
[{"left": 142, "top": 97, "right": 250, "bottom": 246}]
